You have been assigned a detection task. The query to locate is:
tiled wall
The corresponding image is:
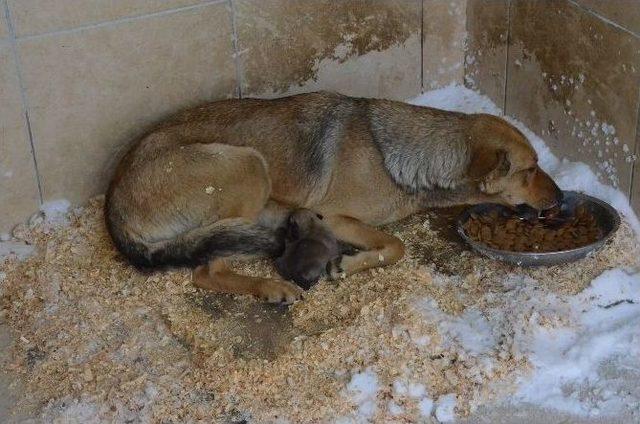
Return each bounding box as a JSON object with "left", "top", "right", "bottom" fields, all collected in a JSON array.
[
  {"left": 466, "top": 0, "right": 640, "bottom": 214},
  {"left": 3, "top": 0, "right": 639, "bottom": 233},
  {"left": 0, "top": 0, "right": 466, "bottom": 233}
]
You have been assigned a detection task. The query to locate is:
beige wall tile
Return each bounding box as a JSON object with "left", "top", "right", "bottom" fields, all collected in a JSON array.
[
  {"left": 236, "top": 0, "right": 422, "bottom": 100},
  {"left": 0, "top": 4, "right": 8, "bottom": 39},
  {"left": 0, "top": 41, "right": 40, "bottom": 233},
  {"left": 18, "top": 2, "right": 237, "bottom": 204},
  {"left": 506, "top": 0, "right": 640, "bottom": 195},
  {"left": 423, "top": 0, "right": 466, "bottom": 90},
  {"left": 464, "top": 0, "right": 509, "bottom": 110},
  {"left": 7, "top": 0, "right": 207, "bottom": 37},
  {"left": 576, "top": 0, "right": 640, "bottom": 35}
]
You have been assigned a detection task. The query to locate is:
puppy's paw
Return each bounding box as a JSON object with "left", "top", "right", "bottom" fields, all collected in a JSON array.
[
  {"left": 257, "top": 279, "right": 304, "bottom": 304},
  {"left": 326, "top": 256, "right": 346, "bottom": 281}
]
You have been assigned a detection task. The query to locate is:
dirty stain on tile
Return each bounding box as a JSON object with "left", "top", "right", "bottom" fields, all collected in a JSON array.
[
  {"left": 506, "top": 0, "right": 640, "bottom": 194},
  {"left": 17, "top": 3, "right": 236, "bottom": 204},
  {"left": 575, "top": 0, "right": 640, "bottom": 35},
  {"left": 7, "top": 0, "right": 206, "bottom": 37},
  {"left": 0, "top": 6, "right": 9, "bottom": 40},
  {"left": 423, "top": 0, "right": 467, "bottom": 90},
  {"left": 464, "top": 0, "right": 509, "bottom": 110},
  {"left": 0, "top": 41, "right": 40, "bottom": 233},
  {"left": 236, "top": 0, "right": 421, "bottom": 97}
]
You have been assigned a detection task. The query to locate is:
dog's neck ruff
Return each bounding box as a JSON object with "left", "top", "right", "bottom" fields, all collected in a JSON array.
[{"left": 366, "top": 101, "right": 470, "bottom": 194}]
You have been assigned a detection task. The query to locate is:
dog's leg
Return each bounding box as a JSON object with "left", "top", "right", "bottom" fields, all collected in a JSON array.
[
  {"left": 193, "top": 258, "right": 303, "bottom": 304},
  {"left": 323, "top": 215, "right": 405, "bottom": 278}
]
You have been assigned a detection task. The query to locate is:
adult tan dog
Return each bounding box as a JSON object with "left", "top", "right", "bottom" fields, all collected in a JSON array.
[{"left": 105, "top": 92, "right": 562, "bottom": 303}]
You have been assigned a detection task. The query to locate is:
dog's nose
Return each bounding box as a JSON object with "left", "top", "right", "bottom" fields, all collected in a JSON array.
[
  {"left": 554, "top": 187, "right": 564, "bottom": 205},
  {"left": 545, "top": 187, "right": 564, "bottom": 210},
  {"left": 515, "top": 204, "right": 539, "bottom": 222}
]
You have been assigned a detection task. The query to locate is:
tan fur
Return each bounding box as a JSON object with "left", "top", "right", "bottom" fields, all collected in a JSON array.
[{"left": 106, "top": 92, "right": 561, "bottom": 303}]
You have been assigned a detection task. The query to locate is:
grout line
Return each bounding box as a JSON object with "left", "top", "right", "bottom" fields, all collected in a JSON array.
[
  {"left": 2, "top": 0, "right": 43, "bottom": 204},
  {"left": 420, "top": 0, "right": 424, "bottom": 93},
  {"left": 24, "top": 111, "right": 43, "bottom": 201},
  {"left": 17, "top": 0, "right": 227, "bottom": 42},
  {"left": 630, "top": 90, "right": 640, "bottom": 208},
  {"left": 228, "top": 0, "right": 243, "bottom": 99},
  {"left": 567, "top": 0, "right": 640, "bottom": 39},
  {"left": 502, "top": 0, "right": 512, "bottom": 116},
  {"left": 564, "top": 0, "right": 640, "bottom": 203}
]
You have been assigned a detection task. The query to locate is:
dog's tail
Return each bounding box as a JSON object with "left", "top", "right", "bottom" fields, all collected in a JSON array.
[{"left": 106, "top": 216, "right": 283, "bottom": 270}]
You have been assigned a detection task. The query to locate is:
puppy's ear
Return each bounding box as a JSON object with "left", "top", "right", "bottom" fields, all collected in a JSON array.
[
  {"left": 286, "top": 215, "right": 300, "bottom": 241},
  {"left": 274, "top": 257, "right": 290, "bottom": 280},
  {"left": 467, "top": 147, "right": 510, "bottom": 180}
]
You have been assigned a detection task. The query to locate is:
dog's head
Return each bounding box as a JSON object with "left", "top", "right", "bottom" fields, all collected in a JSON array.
[{"left": 466, "top": 114, "right": 562, "bottom": 211}]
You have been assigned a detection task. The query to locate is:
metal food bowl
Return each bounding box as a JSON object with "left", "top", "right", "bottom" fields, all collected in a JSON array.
[{"left": 456, "top": 191, "right": 620, "bottom": 267}]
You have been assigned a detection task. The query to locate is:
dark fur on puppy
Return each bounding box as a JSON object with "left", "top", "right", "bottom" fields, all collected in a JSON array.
[{"left": 274, "top": 209, "right": 341, "bottom": 290}]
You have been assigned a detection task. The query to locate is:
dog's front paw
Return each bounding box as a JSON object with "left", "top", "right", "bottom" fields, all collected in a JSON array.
[
  {"left": 326, "top": 256, "right": 346, "bottom": 280},
  {"left": 257, "top": 279, "right": 304, "bottom": 304}
]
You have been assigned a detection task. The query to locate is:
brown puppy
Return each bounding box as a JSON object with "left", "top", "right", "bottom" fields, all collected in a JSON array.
[
  {"left": 105, "top": 91, "right": 562, "bottom": 303},
  {"left": 274, "top": 209, "right": 341, "bottom": 290}
]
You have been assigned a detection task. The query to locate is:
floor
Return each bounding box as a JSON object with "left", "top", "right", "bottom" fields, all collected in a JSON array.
[{"left": 0, "top": 204, "right": 640, "bottom": 424}]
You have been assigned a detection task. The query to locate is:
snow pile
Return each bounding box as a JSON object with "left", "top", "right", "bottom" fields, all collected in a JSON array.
[
  {"left": 342, "top": 368, "right": 380, "bottom": 422},
  {"left": 0, "top": 240, "right": 35, "bottom": 261},
  {"left": 38, "top": 199, "right": 72, "bottom": 228},
  {"left": 1, "top": 199, "right": 71, "bottom": 261},
  {"left": 435, "top": 393, "right": 458, "bottom": 423},
  {"left": 391, "top": 379, "right": 434, "bottom": 419},
  {"left": 418, "top": 301, "right": 497, "bottom": 357},
  {"left": 409, "top": 84, "right": 640, "bottom": 235},
  {"left": 513, "top": 268, "right": 640, "bottom": 416},
  {"left": 410, "top": 267, "right": 640, "bottom": 420}
]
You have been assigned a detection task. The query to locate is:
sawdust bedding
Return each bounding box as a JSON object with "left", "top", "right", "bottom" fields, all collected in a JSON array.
[{"left": 1, "top": 196, "right": 638, "bottom": 423}]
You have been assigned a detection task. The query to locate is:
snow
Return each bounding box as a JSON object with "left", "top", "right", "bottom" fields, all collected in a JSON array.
[
  {"left": 409, "top": 84, "right": 640, "bottom": 235},
  {"left": 418, "top": 397, "right": 434, "bottom": 417},
  {"left": 40, "top": 199, "right": 72, "bottom": 227},
  {"left": 0, "top": 240, "right": 35, "bottom": 261},
  {"left": 407, "top": 382, "right": 427, "bottom": 398},
  {"left": 344, "top": 368, "right": 379, "bottom": 420},
  {"left": 435, "top": 393, "right": 458, "bottom": 423},
  {"left": 407, "top": 85, "right": 640, "bottom": 421},
  {"left": 1, "top": 199, "right": 72, "bottom": 261},
  {"left": 413, "top": 263, "right": 640, "bottom": 419},
  {"left": 513, "top": 268, "right": 640, "bottom": 416},
  {"left": 387, "top": 400, "right": 403, "bottom": 416},
  {"left": 392, "top": 379, "right": 408, "bottom": 396},
  {"left": 418, "top": 300, "right": 497, "bottom": 357}
]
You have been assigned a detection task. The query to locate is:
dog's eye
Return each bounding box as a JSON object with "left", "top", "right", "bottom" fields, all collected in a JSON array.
[
  {"left": 523, "top": 167, "right": 537, "bottom": 183},
  {"left": 316, "top": 213, "right": 324, "bottom": 220}
]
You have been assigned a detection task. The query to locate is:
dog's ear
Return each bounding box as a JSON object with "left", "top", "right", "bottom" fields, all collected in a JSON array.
[{"left": 467, "top": 146, "right": 510, "bottom": 180}]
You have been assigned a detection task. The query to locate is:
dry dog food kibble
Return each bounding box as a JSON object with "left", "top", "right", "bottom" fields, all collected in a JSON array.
[{"left": 463, "top": 205, "right": 602, "bottom": 252}]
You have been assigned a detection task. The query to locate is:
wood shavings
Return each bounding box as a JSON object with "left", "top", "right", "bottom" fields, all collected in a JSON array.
[{"left": 0, "top": 198, "right": 638, "bottom": 422}]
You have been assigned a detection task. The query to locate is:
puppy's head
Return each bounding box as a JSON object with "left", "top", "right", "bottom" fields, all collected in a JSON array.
[
  {"left": 285, "top": 209, "right": 327, "bottom": 241},
  {"left": 275, "top": 240, "right": 332, "bottom": 290},
  {"left": 466, "top": 114, "right": 562, "bottom": 211},
  {"left": 276, "top": 209, "right": 340, "bottom": 290}
]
